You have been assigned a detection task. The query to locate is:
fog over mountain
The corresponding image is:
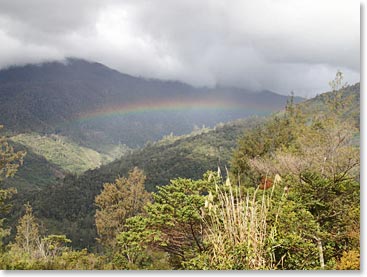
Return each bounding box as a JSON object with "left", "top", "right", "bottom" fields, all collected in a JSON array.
[
  {"left": 0, "top": 0, "right": 361, "bottom": 270},
  {"left": 0, "top": 58, "right": 302, "bottom": 151},
  {"left": 0, "top": 0, "right": 360, "bottom": 97}
]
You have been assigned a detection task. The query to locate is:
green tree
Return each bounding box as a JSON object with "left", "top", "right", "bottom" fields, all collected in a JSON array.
[
  {"left": 50, "top": 248, "right": 109, "bottom": 270},
  {"left": 115, "top": 172, "right": 223, "bottom": 269},
  {"left": 144, "top": 175, "right": 215, "bottom": 267},
  {"left": 95, "top": 167, "right": 151, "bottom": 249},
  {"left": 0, "top": 187, "right": 16, "bottom": 249},
  {"left": 231, "top": 73, "right": 360, "bottom": 269},
  {"left": 39, "top": 235, "right": 71, "bottom": 259},
  {"left": 182, "top": 174, "right": 323, "bottom": 270},
  {"left": 0, "top": 125, "right": 26, "bottom": 181},
  {"left": 2, "top": 203, "right": 103, "bottom": 269},
  {"left": 1, "top": 125, "right": 26, "bottom": 250},
  {"left": 114, "top": 215, "right": 170, "bottom": 269},
  {"left": 230, "top": 96, "right": 305, "bottom": 187},
  {"left": 13, "top": 203, "right": 41, "bottom": 258}
]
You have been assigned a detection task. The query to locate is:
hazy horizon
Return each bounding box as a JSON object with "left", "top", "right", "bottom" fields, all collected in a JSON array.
[{"left": 0, "top": 0, "right": 360, "bottom": 97}]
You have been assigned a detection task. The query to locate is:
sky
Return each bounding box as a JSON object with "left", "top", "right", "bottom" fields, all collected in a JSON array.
[{"left": 0, "top": 0, "right": 360, "bottom": 97}]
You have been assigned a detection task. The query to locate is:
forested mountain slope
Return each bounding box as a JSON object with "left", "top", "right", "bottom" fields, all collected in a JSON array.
[
  {"left": 1, "top": 133, "right": 130, "bottom": 191},
  {"left": 0, "top": 81, "right": 359, "bottom": 270},
  {"left": 0, "top": 58, "right": 304, "bottom": 190},
  {"left": 13, "top": 117, "right": 263, "bottom": 249},
  {"left": 301, "top": 82, "right": 360, "bottom": 129},
  {"left": 0, "top": 58, "right": 302, "bottom": 151},
  {"left": 7, "top": 82, "right": 358, "bottom": 250},
  {"left": 2, "top": 142, "right": 65, "bottom": 191}
]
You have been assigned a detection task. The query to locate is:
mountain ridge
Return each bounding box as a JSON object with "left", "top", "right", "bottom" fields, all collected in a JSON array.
[
  {"left": 0, "top": 58, "right": 303, "bottom": 150},
  {"left": 5, "top": 82, "right": 359, "bottom": 250}
]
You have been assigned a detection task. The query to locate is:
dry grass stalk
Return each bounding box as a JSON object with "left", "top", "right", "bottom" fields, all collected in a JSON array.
[{"left": 202, "top": 176, "right": 282, "bottom": 269}]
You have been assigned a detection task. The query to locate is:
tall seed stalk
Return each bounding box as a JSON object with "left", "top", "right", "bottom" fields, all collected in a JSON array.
[{"left": 202, "top": 175, "right": 283, "bottom": 269}]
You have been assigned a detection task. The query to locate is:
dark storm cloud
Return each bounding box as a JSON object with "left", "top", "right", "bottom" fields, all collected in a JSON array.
[{"left": 0, "top": 0, "right": 360, "bottom": 96}]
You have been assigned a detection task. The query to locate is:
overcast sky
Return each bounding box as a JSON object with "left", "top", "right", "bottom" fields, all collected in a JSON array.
[{"left": 0, "top": 0, "right": 360, "bottom": 97}]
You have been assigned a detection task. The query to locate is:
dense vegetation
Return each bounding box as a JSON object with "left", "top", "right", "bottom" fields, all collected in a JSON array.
[
  {"left": 0, "top": 58, "right": 302, "bottom": 151},
  {"left": 11, "top": 117, "right": 264, "bottom": 249},
  {"left": 1, "top": 142, "right": 64, "bottom": 191},
  {"left": 11, "top": 133, "right": 130, "bottom": 173},
  {"left": 1, "top": 135, "right": 130, "bottom": 192},
  {"left": 0, "top": 76, "right": 360, "bottom": 270},
  {"left": 0, "top": 59, "right": 301, "bottom": 191}
]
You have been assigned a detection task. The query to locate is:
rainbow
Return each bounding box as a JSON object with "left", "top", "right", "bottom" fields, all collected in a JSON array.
[{"left": 70, "top": 98, "right": 270, "bottom": 124}]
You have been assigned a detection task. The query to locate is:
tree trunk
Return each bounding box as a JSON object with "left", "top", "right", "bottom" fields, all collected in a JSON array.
[{"left": 316, "top": 237, "right": 325, "bottom": 269}]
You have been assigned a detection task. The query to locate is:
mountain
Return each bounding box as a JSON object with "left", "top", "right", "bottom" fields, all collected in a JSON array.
[
  {"left": 2, "top": 141, "right": 66, "bottom": 191},
  {"left": 1, "top": 133, "right": 131, "bottom": 191},
  {"left": 301, "top": 82, "right": 360, "bottom": 129},
  {"left": 16, "top": 117, "right": 264, "bottom": 249},
  {"left": 0, "top": 58, "right": 303, "bottom": 152},
  {"left": 7, "top": 82, "right": 359, "bottom": 250}
]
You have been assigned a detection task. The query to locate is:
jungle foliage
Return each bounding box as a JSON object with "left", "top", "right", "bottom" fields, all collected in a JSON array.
[{"left": 0, "top": 77, "right": 360, "bottom": 270}]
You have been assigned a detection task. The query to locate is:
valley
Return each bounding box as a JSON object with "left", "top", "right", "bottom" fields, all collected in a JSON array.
[{"left": 0, "top": 60, "right": 360, "bottom": 269}]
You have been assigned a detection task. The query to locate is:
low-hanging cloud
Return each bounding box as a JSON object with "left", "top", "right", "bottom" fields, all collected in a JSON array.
[{"left": 0, "top": 0, "right": 360, "bottom": 96}]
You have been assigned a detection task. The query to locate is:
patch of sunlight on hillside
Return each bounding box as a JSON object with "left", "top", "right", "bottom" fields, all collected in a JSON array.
[{"left": 11, "top": 133, "right": 103, "bottom": 174}]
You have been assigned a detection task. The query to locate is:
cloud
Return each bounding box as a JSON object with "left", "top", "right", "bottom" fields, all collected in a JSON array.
[{"left": 0, "top": 0, "right": 360, "bottom": 96}]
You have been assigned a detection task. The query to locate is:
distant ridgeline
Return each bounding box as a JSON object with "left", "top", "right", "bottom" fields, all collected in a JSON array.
[
  {"left": 1, "top": 57, "right": 359, "bottom": 252},
  {"left": 0, "top": 58, "right": 302, "bottom": 151},
  {"left": 7, "top": 82, "right": 359, "bottom": 250},
  {"left": 10, "top": 117, "right": 264, "bottom": 249}
]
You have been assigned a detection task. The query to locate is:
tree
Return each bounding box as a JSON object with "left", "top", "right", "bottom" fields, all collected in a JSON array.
[
  {"left": 95, "top": 167, "right": 151, "bottom": 249},
  {"left": 115, "top": 215, "right": 169, "bottom": 269},
  {"left": 2, "top": 203, "right": 102, "bottom": 269},
  {"left": 231, "top": 73, "right": 360, "bottom": 268},
  {"left": 0, "top": 125, "right": 25, "bottom": 249},
  {"left": 181, "top": 174, "right": 323, "bottom": 270},
  {"left": 143, "top": 178, "right": 207, "bottom": 267},
  {"left": 13, "top": 203, "right": 41, "bottom": 258},
  {"left": 115, "top": 171, "right": 222, "bottom": 269},
  {"left": 39, "top": 235, "right": 71, "bottom": 258},
  {"left": 230, "top": 95, "right": 305, "bottom": 188},
  {"left": 0, "top": 125, "right": 26, "bottom": 181},
  {"left": 0, "top": 187, "right": 17, "bottom": 252}
]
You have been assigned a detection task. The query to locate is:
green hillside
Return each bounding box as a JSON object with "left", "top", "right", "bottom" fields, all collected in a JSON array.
[
  {"left": 11, "top": 134, "right": 103, "bottom": 174},
  {"left": 88, "top": 117, "right": 265, "bottom": 192},
  {"left": 7, "top": 83, "right": 358, "bottom": 250},
  {"left": 301, "top": 82, "right": 360, "bottom": 127},
  {"left": 1, "top": 142, "right": 65, "bottom": 191},
  {"left": 0, "top": 59, "right": 302, "bottom": 150},
  {"left": 10, "top": 133, "right": 130, "bottom": 176},
  {"left": 1, "top": 82, "right": 360, "bottom": 269},
  {"left": 1, "top": 133, "right": 130, "bottom": 193},
  {"left": 14, "top": 116, "right": 263, "bottom": 249}
]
